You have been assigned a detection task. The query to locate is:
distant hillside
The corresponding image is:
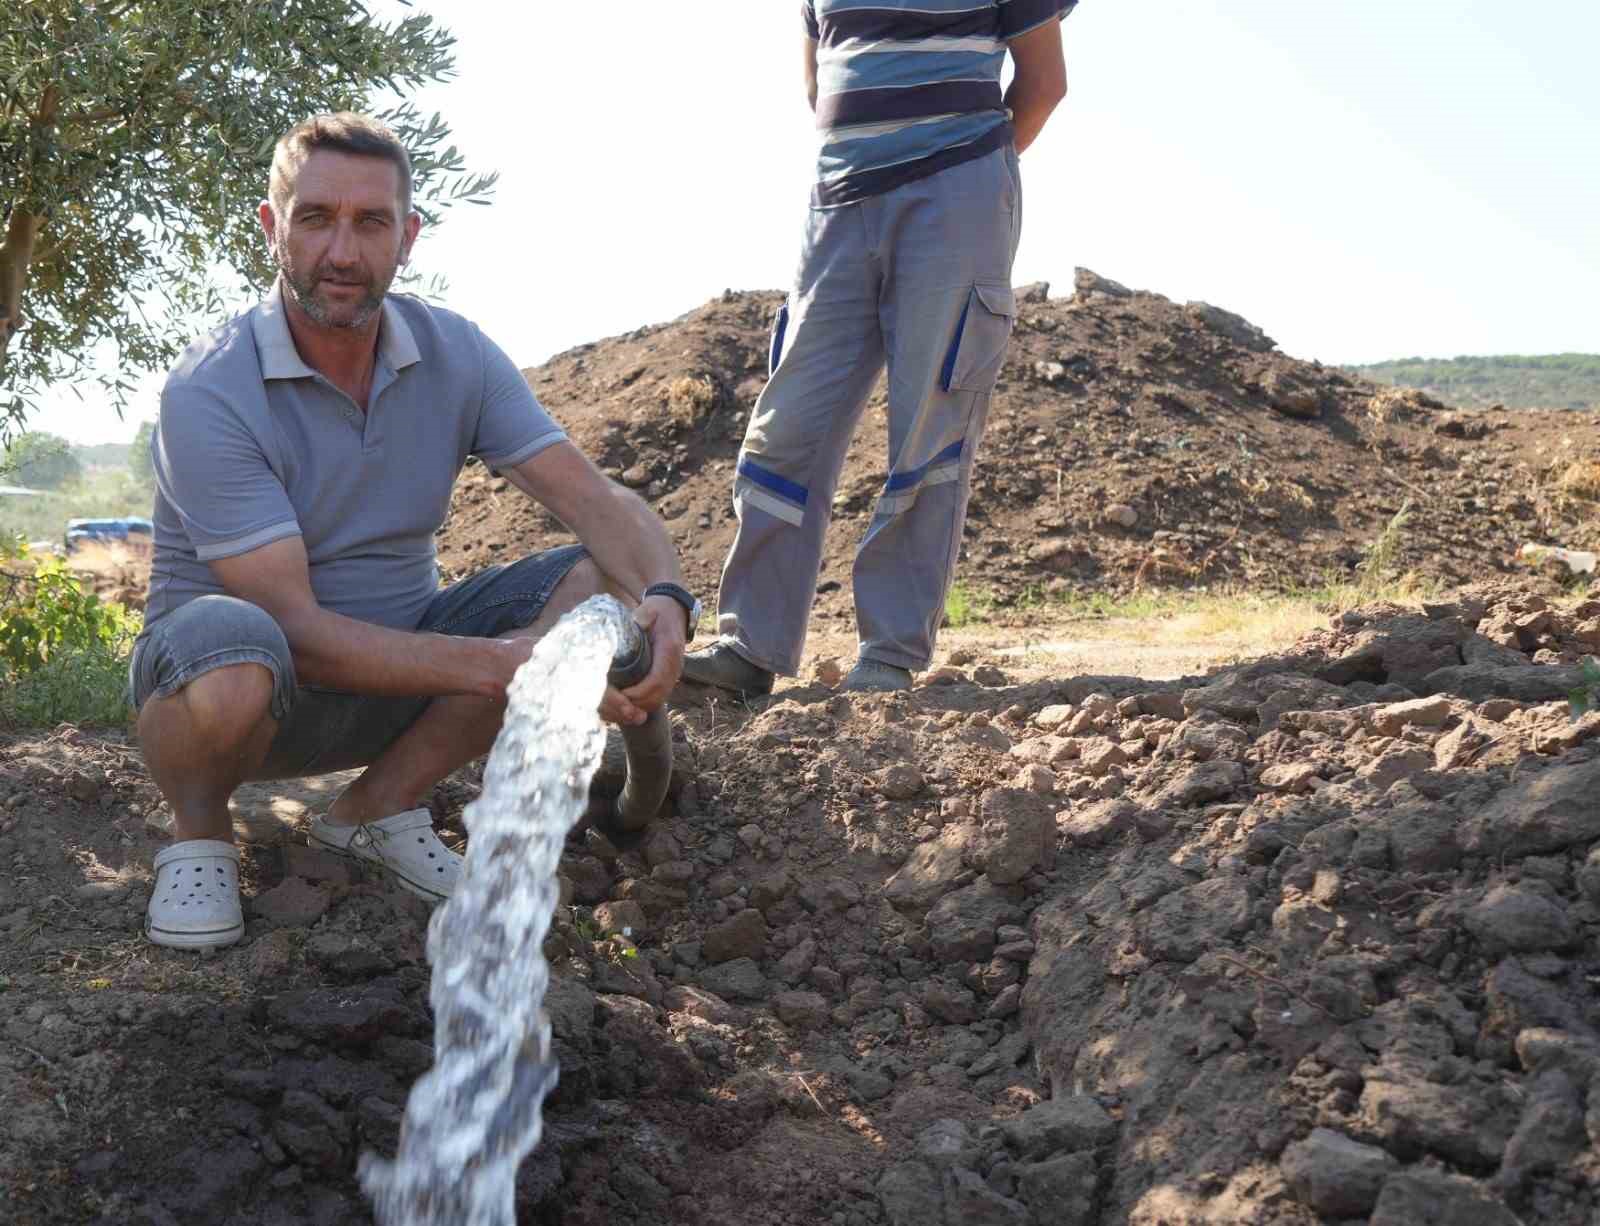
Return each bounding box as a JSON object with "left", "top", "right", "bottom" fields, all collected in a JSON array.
[
  {"left": 1349, "top": 353, "right": 1600, "bottom": 411},
  {"left": 73, "top": 442, "right": 130, "bottom": 468}
]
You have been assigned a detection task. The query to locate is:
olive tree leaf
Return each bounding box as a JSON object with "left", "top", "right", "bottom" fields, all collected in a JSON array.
[{"left": 0, "top": 0, "right": 495, "bottom": 443}]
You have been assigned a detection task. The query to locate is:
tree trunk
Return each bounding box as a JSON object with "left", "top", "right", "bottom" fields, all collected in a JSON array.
[
  {"left": 0, "top": 86, "right": 60, "bottom": 376},
  {"left": 0, "top": 209, "right": 44, "bottom": 374}
]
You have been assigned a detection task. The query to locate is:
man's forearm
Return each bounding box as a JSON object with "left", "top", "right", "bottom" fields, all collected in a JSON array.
[
  {"left": 1004, "top": 19, "right": 1069, "bottom": 156},
  {"left": 804, "top": 35, "right": 819, "bottom": 112},
  {"left": 1005, "top": 75, "right": 1067, "bottom": 155},
  {"left": 570, "top": 483, "right": 683, "bottom": 599},
  {"left": 277, "top": 606, "right": 509, "bottom": 699},
  {"left": 502, "top": 441, "right": 687, "bottom": 645}
]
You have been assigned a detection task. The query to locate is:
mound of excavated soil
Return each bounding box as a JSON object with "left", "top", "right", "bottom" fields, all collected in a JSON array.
[
  {"left": 438, "top": 270, "right": 1600, "bottom": 621},
  {"left": 78, "top": 272, "right": 1599, "bottom": 624},
  {"left": 3, "top": 585, "right": 1600, "bottom": 1224}
]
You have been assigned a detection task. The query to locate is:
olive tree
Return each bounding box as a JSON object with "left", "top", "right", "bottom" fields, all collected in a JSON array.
[{"left": 0, "top": 1, "right": 495, "bottom": 440}]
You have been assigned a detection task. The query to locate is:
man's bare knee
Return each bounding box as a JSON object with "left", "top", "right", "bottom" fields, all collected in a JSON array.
[
  {"left": 512, "top": 556, "right": 633, "bottom": 641},
  {"left": 542, "top": 557, "right": 614, "bottom": 617},
  {"left": 558, "top": 556, "right": 605, "bottom": 597},
  {"left": 141, "top": 662, "right": 276, "bottom": 745},
  {"left": 189, "top": 661, "right": 275, "bottom": 717}
]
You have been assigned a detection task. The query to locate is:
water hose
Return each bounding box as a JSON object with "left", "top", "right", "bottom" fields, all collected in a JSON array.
[{"left": 603, "top": 620, "right": 673, "bottom": 832}]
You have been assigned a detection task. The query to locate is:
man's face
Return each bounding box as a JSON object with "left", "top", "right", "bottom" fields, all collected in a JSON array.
[{"left": 261, "top": 150, "right": 420, "bottom": 330}]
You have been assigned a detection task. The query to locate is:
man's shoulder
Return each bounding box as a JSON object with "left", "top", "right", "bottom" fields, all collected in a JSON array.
[
  {"left": 386, "top": 292, "right": 485, "bottom": 355},
  {"left": 384, "top": 294, "right": 531, "bottom": 404},
  {"left": 163, "top": 305, "right": 262, "bottom": 401}
]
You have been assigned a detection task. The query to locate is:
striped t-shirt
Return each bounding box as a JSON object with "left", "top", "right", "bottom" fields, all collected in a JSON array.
[{"left": 805, "top": 0, "right": 1077, "bottom": 208}]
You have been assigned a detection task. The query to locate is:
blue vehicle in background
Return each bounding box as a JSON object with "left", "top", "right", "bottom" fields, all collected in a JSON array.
[{"left": 64, "top": 516, "right": 154, "bottom": 556}]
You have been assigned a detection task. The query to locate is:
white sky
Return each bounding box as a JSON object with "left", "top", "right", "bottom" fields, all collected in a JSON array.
[{"left": 30, "top": 0, "right": 1600, "bottom": 445}]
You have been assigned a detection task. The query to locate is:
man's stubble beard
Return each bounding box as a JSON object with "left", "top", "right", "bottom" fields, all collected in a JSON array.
[{"left": 273, "top": 233, "right": 398, "bottom": 330}]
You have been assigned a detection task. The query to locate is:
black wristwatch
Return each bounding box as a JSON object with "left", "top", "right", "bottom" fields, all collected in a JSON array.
[{"left": 643, "top": 582, "right": 702, "bottom": 641}]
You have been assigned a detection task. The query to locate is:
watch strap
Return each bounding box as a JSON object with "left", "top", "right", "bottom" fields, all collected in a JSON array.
[{"left": 642, "top": 582, "right": 700, "bottom": 641}]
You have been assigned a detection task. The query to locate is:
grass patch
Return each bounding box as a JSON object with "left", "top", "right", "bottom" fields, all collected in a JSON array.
[
  {"left": 944, "top": 581, "right": 993, "bottom": 629},
  {"left": 1044, "top": 588, "right": 1322, "bottom": 650},
  {"left": 990, "top": 574, "right": 1445, "bottom": 658},
  {"left": 951, "top": 494, "right": 1435, "bottom": 656},
  {"left": 1048, "top": 588, "right": 1189, "bottom": 622}
]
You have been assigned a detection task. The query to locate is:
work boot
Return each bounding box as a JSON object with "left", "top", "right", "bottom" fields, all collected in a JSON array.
[
  {"left": 681, "top": 640, "right": 775, "bottom": 698},
  {"left": 841, "top": 658, "right": 913, "bottom": 693}
]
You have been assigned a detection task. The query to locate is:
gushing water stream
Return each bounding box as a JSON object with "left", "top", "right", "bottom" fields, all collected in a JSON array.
[{"left": 360, "top": 595, "right": 636, "bottom": 1226}]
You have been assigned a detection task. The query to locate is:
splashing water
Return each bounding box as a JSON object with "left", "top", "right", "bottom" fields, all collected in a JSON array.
[{"left": 360, "top": 595, "right": 635, "bottom": 1225}]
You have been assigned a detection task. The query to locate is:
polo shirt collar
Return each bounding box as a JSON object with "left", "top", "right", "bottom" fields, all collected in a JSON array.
[{"left": 253, "top": 279, "right": 421, "bottom": 381}]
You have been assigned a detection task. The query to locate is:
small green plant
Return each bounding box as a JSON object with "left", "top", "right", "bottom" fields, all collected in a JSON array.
[
  {"left": 571, "top": 910, "right": 641, "bottom": 963},
  {"left": 1572, "top": 657, "right": 1600, "bottom": 718},
  {"left": 1354, "top": 499, "right": 1414, "bottom": 600},
  {"left": 0, "top": 536, "right": 140, "bottom": 728},
  {"left": 944, "top": 581, "right": 992, "bottom": 629}
]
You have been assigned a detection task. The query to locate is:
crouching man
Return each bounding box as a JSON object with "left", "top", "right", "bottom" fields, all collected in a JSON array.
[{"left": 130, "top": 113, "right": 701, "bottom": 949}]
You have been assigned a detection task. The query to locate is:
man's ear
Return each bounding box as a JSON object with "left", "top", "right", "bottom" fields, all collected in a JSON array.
[
  {"left": 399, "top": 210, "right": 422, "bottom": 267},
  {"left": 258, "top": 200, "right": 277, "bottom": 247}
]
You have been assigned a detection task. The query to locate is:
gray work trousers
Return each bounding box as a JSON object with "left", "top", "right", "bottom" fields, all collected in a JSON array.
[{"left": 716, "top": 142, "right": 1022, "bottom": 675}]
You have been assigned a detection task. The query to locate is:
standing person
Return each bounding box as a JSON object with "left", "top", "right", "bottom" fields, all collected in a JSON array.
[
  {"left": 131, "top": 113, "right": 701, "bottom": 949},
  {"left": 683, "top": 0, "right": 1073, "bottom": 697}
]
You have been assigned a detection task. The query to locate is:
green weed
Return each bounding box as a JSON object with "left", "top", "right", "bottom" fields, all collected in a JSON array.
[
  {"left": 1572, "top": 657, "right": 1600, "bottom": 719},
  {"left": 1353, "top": 500, "right": 1415, "bottom": 601},
  {"left": 0, "top": 536, "right": 140, "bottom": 729},
  {"left": 1, "top": 639, "right": 134, "bottom": 728},
  {"left": 944, "top": 581, "right": 992, "bottom": 629}
]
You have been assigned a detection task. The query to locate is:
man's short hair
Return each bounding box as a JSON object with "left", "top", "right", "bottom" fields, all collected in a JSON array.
[{"left": 268, "top": 112, "right": 414, "bottom": 217}]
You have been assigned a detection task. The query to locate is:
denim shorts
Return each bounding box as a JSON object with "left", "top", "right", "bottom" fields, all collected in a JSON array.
[{"left": 127, "top": 544, "right": 588, "bottom": 780}]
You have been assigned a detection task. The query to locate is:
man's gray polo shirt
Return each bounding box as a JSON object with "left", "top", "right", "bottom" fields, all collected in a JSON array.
[{"left": 144, "top": 282, "right": 567, "bottom": 632}]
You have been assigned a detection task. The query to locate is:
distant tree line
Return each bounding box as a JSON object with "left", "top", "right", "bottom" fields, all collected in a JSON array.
[
  {"left": 1, "top": 432, "right": 80, "bottom": 488},
  {"left": 1349, "top": 354, "right": 1600, "bottom": 411},
  {"left": 0, "top": 427, "right": 159, "bottom": 489}
]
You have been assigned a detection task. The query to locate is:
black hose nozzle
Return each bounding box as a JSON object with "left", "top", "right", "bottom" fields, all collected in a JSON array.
[
  {"left": 607, "top": 620, "right": 654, "bottom": 690},
  {"left": 604, "top": 619, "right": 673, "bottom": 833}
]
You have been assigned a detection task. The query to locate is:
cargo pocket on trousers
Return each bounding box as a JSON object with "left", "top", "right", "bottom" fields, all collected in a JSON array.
[
  {"left": 769, "top": 302, "right": 791, "bottom": 377},
  {"left": 940, "top": 283, "right": 1016, "bottom": 393}
]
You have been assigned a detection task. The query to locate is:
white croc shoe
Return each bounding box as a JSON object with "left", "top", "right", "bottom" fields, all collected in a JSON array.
[
  {"left": 145, "top": 839, "right": 245, "bottom": 950},
  {"left": 308, "top": 807, "right": 463, "bottom": 903}
]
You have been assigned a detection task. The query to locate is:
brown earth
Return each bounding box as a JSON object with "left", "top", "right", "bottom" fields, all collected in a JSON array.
[
  {"left": 69, "top": 270, "right": 1600, "bottom": 617},
  {"left": 5, "top": 277, "right": 1600, "bottom": 1225},
  {"left": 5, "top": 585, "right": 1600, "bottom": 1224},
  {"left": 438, "top": 268, "right": 1600, "bottom": 620}
]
